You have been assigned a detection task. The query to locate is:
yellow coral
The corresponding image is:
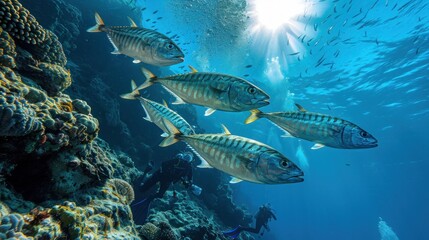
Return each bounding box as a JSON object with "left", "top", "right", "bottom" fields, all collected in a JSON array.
[{"left": 58, "top": 101, "right": 73, "bottom": 112}]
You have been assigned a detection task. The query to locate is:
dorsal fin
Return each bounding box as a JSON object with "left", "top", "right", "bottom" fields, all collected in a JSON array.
[
  {"left": 188, "top": 65, "right": 198, "bottom": 73},
  {"left": 295, "top": 103, "right": 307, "bottom": 112},
  {"left": 128, "top": 17, "right": 138, "bottom": 27},
  {"left": 162, "top": 99, "right": 168, "bottom": 107},
  {"left": 221, "top": 124, "right": 231, "bottom": 135}
]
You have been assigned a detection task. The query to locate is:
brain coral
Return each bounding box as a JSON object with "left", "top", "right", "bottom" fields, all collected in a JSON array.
[{"left": 109, "top": 178, "right": 135, "bottom": 205}]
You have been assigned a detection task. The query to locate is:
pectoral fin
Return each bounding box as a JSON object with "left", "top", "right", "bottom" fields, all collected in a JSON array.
[
  {"left": 197, "top": 158, "right": 213, "bottom": 168},
  {"left": 204, "top": 108, "right": 216, "bottom": 116},
  {"left": 311, "top": 143, "right": 325, "bottom": 150},
  {"left": 229, "top": 177, "right": 243, "bottom": 184},
  {"left": 133, "top": 59, "right": 141, "bottom": 64}
]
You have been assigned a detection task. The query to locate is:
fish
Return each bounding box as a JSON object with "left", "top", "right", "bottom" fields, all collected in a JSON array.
[
  {"left": 245, "top": 65, "right": 253, "bottom": 68},
  {"left": 120, "top": 80, "right": 195, "bottom": 136},
  {"left": 244, "top": 104, "right": 378, "bottom": 149},
  {"left": 159, "top": 119, "right": 304, "bottom": 184},
  {"left": 128, "top": 66, "right": 270, "bottom": 116},
  {"left": 87, "top": 13, "right": 184, "bottom": 66}
]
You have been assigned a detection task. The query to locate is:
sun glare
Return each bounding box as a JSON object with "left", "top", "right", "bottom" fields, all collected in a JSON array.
[
  {"left": 245, "top": 0, "right": 323, "bottom": 76},
  {"left": 254, "top": 0, "right": 306, "bottom": 30}
]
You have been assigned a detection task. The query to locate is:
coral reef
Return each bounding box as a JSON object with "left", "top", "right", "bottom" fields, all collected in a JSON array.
[
  {"left": 0, "top": 1, "right": 143, "bottom": 239},
  {"left": 145, "top": 190, "right": 254, "bottom": 240}
]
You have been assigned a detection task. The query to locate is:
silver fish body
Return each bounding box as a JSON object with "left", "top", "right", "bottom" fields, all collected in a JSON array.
[
  {"left": 246, "top": 108, "right": 378, "bottom": 149},
  {"left": 160, "top": 120, "right": 303, "bottom": 184},
  {"left": 87, "top": 13, "right": 184, "bottom": 66},
  {"left": 139, "top": 97, "right": 195, "bottom": 136},
  {"left": 138, "top": 68, "right": 270, "bottom": 113}
]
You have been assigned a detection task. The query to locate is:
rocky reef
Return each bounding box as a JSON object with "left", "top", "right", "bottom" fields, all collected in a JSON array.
[
  {"left": 140, "top": 190, "right": 254, "bottom": 240},
  {"left": 0, "top": 1, "right": 143, "bottom": 239}
]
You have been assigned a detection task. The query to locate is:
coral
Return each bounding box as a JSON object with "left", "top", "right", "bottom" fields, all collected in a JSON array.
[
  {"left": 147, "top": 190, "right": 253, "bottom": 240},
  {"left": 109, "top": 178, "right": 135, "bottom": 205},
  {"left": 0, "top": 213, "right": 32, "bottom": 240},
  {"left": 0, "top": 0, "right": 66, "bottom": 66},
  {"left": 139, "top": 222, "right": 159, "bottom": 240},
  {"left": 156, "top": 221, "right": 178, "bottom": 240},
  {"left": 20, "top": 0, "right": 83, "bottom": 55},
  {"left": 0, "top": 85, "right": 44, "bottom": 136},
  {"left": 0, "top": 27, "right": 16, "bottom": 68}
]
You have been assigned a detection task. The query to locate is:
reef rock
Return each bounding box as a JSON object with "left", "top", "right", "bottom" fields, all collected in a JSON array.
[
  {"left": 145, "top": 190, "right": 254, "bottom": 240},
  {"left": 0, "top": 1, "right": 143, "bottom": 239}
]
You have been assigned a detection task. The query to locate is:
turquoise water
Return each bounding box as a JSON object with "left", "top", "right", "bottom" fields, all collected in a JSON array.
[{"left": 131, "top": 0, "right": 429, "bottom": 239}]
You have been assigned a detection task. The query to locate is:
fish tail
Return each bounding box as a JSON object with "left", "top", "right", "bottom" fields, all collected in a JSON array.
[
  {"left": 120, "top": 80, "right": 140, "bottom": 100},
  {"left": 136, "top": 68, "right": 157, "bottom": 91},
  {"left": 87, "top": 12, "right": 105, "bottom": 32},
  {"left": 244, "top": 109, "right": 263, "bottom": 124},
  {"left": 159, "top": 118, "right": 183, "bottom": 147}
]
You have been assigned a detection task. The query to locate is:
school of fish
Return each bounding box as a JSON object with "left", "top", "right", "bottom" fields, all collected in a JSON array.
[{"left": 89, "top": 11, "right": 378, "bottom": 185}]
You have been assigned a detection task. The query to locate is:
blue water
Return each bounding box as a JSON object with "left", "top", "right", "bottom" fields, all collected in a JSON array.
[{"left": 109, "top": 0, "right": 428, "bottom": 239}]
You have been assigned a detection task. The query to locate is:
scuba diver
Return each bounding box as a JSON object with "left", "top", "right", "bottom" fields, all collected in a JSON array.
[
  {"left": 133, "top": 151, "right": 202, "bottom": 215},
  {"left": 223, "top": 203, "right": 277, "bottom": 239}
]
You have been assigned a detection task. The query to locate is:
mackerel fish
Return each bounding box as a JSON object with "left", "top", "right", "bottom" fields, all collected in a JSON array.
[
  {"left": 245, "top": 104, "right": 378, "bottom": 149},
  {"left": 159, "top": 119, "right": 303, "bottom": 184},
  {"left": 133, "top": 66, "right": 270, "bottom": 116},
  {"left": 87, "top": 13, "right": 184, "bottom": 66},
  {"left": 120, "top": 80, "right": 194, "bottom": 136}
]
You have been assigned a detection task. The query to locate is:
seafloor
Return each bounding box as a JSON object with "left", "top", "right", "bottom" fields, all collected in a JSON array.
[{"left": 0, "top": 0, "right": 254, "bottom": 239}]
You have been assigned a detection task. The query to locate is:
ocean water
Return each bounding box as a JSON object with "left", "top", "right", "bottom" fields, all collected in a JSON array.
[
  {"left": 63, "top": 0, "right": 428, "bottom": 239},
  {"left": 116, "top": 0, "right": 429, "bottom": 239}
]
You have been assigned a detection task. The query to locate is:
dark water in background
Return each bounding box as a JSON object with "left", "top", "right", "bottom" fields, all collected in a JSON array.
[{"left": 73, "top": 0, "right": 428, "bottom": 239}]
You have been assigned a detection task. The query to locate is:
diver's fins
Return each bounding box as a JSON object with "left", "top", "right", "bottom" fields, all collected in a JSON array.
[{"left": 223, "top": 226, "right": 243, "bottom": 239}]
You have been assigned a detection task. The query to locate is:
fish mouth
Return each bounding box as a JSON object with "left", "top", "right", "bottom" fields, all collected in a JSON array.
[
  {"left": 254, "top": 98, "right": 270, "bottom": 106},
  {"left": 287, "top": 176, "right": 304, "bottom": 183}
]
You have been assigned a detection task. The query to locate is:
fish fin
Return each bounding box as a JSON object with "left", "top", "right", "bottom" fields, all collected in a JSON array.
[
  {"left": 295, "top": 103, "right": 307, "bottom": 112},
  {"left": 131, "top": 80, "right": 138, "bottom": 91},
  {"left": 311, "top": 143, "right": 325, "bottom": 150},
  {"left": 139, "top": 99, "right": 152, "bottom": 122},
  {"left": 111, "top": 49, "right": 121, "bottom": 54},
  {"left": 221, "top": 124, "right": 231, "bottom": 135},
  {"left": 133, "top": 59, "right": 141, "bottom": 64},
  {"left": 162, "top": 99, "right": 168, "bottom": 107},
  {"left": 120, "top": 80, "right": 140, "bottom": 100},
  {"left": 160, "top": 132, "right": 168, "bottom": 137},
  {"left": 204, "top": 108, "right": 216, "bottom": 116},
  {"left": 184, "top": 144, "right": 213, "bottom": 168},
  {"left": 162, "top": 86, "right": 185, "bottom": 104},
  {"left": 244, "top": 109, "right": 262, "bottom": 124},
  {"left": 229, "top": 177, "right": 243, "bottom": 184},
  {"left": 159, "top": 119, "right": 182, "bottom": 147},
  {"left": 87, "top": 12, "right": 105, "bottom": 32},
  {"left": 107, "top": 35, "right": 120, "bottom": 54},
  {"left": 128, "top": 17, "right": 138, "bottom": 27},
  {"left": 136, "top": 68, "right": 157, "bottom": 91},
  {"left": 197, "top": 158, "right": 213, "bottom": 168},
  {"left": 188, "top": 65, "right": 198, "bottom": 73},
  {"left": 281, "top": 131, "right": 293, "bottom": 138}
]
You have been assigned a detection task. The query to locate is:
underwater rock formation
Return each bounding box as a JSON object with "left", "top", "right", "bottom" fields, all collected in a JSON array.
[
  {"left": 144, "top": 190, "right": 254, "bottom": 240},
  {"left": 0, "top": 1, "right": 144, "bottom": 239}
]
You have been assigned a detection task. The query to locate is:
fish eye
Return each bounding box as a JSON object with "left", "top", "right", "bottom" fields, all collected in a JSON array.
[
  {"left": 280, "top": 160, "right": 289, "bottom": 168},
  {"left": 360, "top": 131, "right": 368, "bottom": 138},
  {"left": 247, "top": 87, "right": 256, "bottom": 94},
  {"left": 167, "top": 44, "right": 174, "bottom": 49}
]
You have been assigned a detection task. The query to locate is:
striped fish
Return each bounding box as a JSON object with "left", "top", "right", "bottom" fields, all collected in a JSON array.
[
  {"left": 87, "top": 13, "right": 184, "bottom": 66},
  {"left": 159, "top": 119, "right": 303, "bottom": 184},
  {"left": 245, "top": 104, "right": 378, "bottom": 149},
  {"left": 131, "top": 66, "right": 270, "bottom": 116},
  {"left": 120, "top": 80, "right": 194, "bottom": 136}
]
